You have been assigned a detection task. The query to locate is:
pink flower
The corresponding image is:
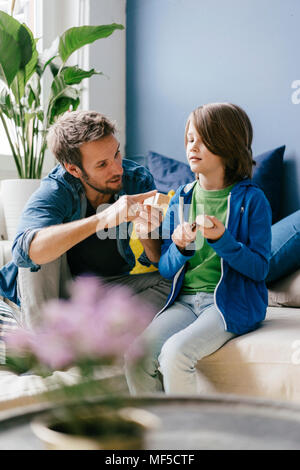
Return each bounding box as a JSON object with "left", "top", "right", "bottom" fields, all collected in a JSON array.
[
  {"left": 30, "top": 330, "right": 75, "bottom": 370},
  {"left": 7, "top": 276, "right": 153, "bottom": 370},
  {"left": 5, "top": 328, "right": 34, "bottom": 354},
  {"left": 68, "top": 275, "right": 105, "bottom": 307}
]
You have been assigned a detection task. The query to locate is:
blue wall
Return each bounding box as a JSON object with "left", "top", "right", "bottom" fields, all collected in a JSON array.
[{"left": 126, "top": 0, "right": 300, "bottom": 217}]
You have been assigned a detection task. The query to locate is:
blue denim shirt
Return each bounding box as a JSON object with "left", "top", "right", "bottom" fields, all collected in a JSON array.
[{"left": 0, "top": 159, "right": 156, "bottom": 305}]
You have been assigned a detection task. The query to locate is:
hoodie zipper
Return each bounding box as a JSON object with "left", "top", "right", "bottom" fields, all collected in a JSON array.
[{"left": 213, "top": 191, "right": 231, "bottom": 330}]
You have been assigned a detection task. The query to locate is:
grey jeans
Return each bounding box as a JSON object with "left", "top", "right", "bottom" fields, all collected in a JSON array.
[
  {"left": 125, "top": 292, "right": 236, "bottom": 395},
  {"left": 16, "top": 255, "right": 172, "bottom": 330}
]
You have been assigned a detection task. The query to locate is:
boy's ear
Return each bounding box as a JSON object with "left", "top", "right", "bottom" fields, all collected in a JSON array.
[{"left": 64, "top": 163, "right": 82, "bottom": 179}]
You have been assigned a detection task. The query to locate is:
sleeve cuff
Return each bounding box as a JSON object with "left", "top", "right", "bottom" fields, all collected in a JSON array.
[
  {"left": 207, "top": 228, "right": 236, "bottom": 252},
  {"left": 170, "top": 241, "right": 195, "bottom": 263},
  {"left": 12, "top": 229, "right": 41, "bottom": 271}
]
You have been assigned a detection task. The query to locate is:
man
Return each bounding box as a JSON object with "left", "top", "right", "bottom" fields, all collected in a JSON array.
[{"left": 0, "top": 110, "right": 171, "bottom": 328}]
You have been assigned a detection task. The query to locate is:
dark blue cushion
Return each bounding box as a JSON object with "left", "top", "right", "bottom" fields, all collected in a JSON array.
[
  {"left": 266, "top": 210, "right": 300, "bottom": 284},
  {"left": 252, "top": 146, "right": 286, "bottom": 224},
  {"left": 148, "top": 146, "right": 285, "bottom": 223},
  {"left": 147, "top": 151, "right": 194, "bottom": 194}
]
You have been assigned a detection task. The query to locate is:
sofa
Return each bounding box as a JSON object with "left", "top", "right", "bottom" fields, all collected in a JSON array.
[
  {"left": 131, "top": 147, "right": 300, "bottom": 403},
  {"left": 0, "top": 145, "right": 300, "bottom": 410}
]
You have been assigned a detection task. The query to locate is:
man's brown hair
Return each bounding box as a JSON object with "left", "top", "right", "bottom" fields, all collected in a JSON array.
[
  {"left": 47, "top": 110, "right": 116, "bottom": 168},
  {"left": 184, "top": 103, "right": 256, "bottom": 185}
]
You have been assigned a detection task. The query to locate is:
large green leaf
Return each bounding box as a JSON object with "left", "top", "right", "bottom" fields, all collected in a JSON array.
[
  {"left": 39, "top": 37, "right": 59, "bottom": 74},
  {"left": 22, "top": 27, "right": 38, "bottom": 85},
  {"left": 49, "top": 62, "right": 59, "bottom": 78},
  {"left": 0, "top": 11, "right": 32, "bottom": 68},
  {"left": 50, "top": 96, "right": 80, "bottom": 124},
  {"left": 58, "top": 23, "right": 124, "bottom": 64},
  {"left": 11, "top": 26, "right": 38, "bottom": 99},
  {"left": 62, "top": 66, "right": 101, "bottom": 85},
  {"left": 47, "top": 74, "right": 80, "bottom": 125},
  {"left": 26, "top": 73, "right": 41, "bottom": 108},
  {"left": 0, "top": 88, "right": 13, "bottom": 118},
  {"left": 0, "top": 30, "right": 21, "bottom": 86},
  {"left": 50, "top": 74, "right": 80, "bottom": 102}
]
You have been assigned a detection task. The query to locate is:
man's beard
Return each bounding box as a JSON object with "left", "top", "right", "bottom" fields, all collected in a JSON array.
[{"left": 81, "top": 169, "right": 123, "bottom": 195}]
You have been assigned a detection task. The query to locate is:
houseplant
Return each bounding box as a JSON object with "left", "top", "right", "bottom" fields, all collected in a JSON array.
[
  {"left": 5, "top": 275, "right": 159, "bottom": 450},
  {"left": 0, "top": 7, "right": 124, "bottom": 239}
]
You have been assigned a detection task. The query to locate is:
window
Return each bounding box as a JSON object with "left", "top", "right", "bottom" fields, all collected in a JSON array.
[
  {"left": 0, "top": 0, "right": 35, "bottom": 156},
  {"left": 0, "top": 0, "right": 33, "bottom": 26}
]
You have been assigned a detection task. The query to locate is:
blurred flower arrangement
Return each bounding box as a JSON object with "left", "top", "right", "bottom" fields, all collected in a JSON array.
[{"left": 5, "top": 276, "right": 154, "bottom": 447}]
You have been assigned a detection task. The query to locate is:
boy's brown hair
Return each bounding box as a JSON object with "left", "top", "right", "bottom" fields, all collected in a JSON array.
[{"left": 184, "top": 103, "right": 256, "bottom": 185}]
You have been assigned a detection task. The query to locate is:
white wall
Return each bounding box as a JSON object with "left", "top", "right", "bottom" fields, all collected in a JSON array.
[
  {"left": 89, "top": 0, "right": 126, "bottom": 154},
  {"left": 39, "top": 0, "right": 85, "bottom": 174}
]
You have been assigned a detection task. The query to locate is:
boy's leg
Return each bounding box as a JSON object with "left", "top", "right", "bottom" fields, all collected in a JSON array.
[
  {"left": 16, "top": 254, "right": 71, "bottom": 329},
  {"left": 158, "top": 303, "right": 236, "bottom": 395},
  {"left": 124, "top": 297, "right": 197, "bottom": 395}
]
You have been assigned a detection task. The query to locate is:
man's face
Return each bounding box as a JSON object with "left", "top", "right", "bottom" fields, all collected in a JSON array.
[{"left": 78, "top": 135, "right": 123, "bottom": 195}]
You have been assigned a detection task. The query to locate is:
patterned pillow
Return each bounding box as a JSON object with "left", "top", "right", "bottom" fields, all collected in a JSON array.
[{"left": 0, "top": 300, "right": 18, "bottom": 365}]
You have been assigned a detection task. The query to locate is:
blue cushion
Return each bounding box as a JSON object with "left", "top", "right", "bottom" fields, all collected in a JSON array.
[
  {"left": 147, "top": 151, "right": 194, "bottom": 194},
  {"left": 266, "top": 209, "right": 300, "bottom": 284},
  {"left": 148, "top": 146, "right": 285, "bottom": 223},
  {"left": 252, "top": 146, "right": 285, "bottom": 224}
]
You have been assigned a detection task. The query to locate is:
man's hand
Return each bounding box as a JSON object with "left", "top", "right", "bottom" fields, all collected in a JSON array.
[
  {"left": 172, "top": 222, "right": 197, "bottom": 252},
  {"left": 133, "top": 205, "right": 163, "bottom": 239},
  {"left": 96, "top": 190, "right": 158, "bottom": 231},
  {"left": 197, "top": 215, "right": 225, "bottom": 241}
]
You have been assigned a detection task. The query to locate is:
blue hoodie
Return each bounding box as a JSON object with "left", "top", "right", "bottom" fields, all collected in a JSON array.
[{"left": 158, "top": 179, "right": 272, "bottom": 335}]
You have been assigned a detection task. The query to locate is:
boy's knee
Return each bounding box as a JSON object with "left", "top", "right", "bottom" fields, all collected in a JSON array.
[
  {"left": 158, "top": 335, "right": 191, "bottom": 373},
  {"left": 125, "top": 343, "right": 159, "bottom": 380}
]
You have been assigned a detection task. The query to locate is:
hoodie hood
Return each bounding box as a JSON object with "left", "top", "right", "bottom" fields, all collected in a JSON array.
[{"left": 181, "top": 177, "right": 259, "bottom": 197}]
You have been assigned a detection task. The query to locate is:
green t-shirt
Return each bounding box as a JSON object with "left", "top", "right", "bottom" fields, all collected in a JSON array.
[{"left": 182, "top": 182, "right": 235, "bottom": 294}]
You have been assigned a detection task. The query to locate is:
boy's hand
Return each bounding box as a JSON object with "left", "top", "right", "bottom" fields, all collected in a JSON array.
[
  {"left": 172, "top": 222, "right": 197, "bottom": 251},
  {"left": 133, "top": 204, "right": 163, "bottom": 238},
  {"left": 197, "top": 215, "right": 225, "bottom": 241}
]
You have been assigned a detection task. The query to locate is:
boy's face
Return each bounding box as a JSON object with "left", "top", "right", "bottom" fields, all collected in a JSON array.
[{"left": 186, "top": 121, "right": 225, "bottom": 180}]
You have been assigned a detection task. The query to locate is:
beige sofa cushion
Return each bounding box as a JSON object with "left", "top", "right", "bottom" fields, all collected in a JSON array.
[
  {"left": 268, "top": 269, "right": 300, "bottom": 307},
  {"left": 197, "top": 307, "right": 300, "bottom": 403}
]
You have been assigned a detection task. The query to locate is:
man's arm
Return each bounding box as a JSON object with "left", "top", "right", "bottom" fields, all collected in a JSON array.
[
  {"left": 28, "top": 190, "right": 158, "bottom": 265},
  {"left": 28, "top": 214, "right": 100, "bottom": 265}
]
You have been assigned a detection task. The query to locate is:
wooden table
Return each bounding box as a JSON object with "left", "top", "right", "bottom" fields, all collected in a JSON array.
[{"left": 1, "top": 394, "right": 300, "bottom": 450}]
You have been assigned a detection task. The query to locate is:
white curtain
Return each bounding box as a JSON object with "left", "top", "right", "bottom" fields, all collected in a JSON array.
[{"left": 0, "top": 0, "right": 30, "bottom": 22}]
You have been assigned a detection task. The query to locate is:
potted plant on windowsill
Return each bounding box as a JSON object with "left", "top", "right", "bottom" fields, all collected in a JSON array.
[
  {"left": 0, "top": 7, "right": 124, "bottom": 240},
  {"left": 5, "top": 276, "right": 160, "bottom": 450}
]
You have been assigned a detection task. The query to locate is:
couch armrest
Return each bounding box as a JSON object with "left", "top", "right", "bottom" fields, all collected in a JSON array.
[
  {"left": 0, "top": 194, "right": 8, "bottom": 241},
  {"left": 0, "top": 241, "right": 12, "bottom": 268}
]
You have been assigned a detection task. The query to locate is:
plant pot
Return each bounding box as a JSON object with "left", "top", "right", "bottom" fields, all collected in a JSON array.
[
  {"left": 31, "top": 406, "right": 160, "bottom": 450},
  {"left": 0, "top": 179, "right": 41, "bottom": 241}
]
